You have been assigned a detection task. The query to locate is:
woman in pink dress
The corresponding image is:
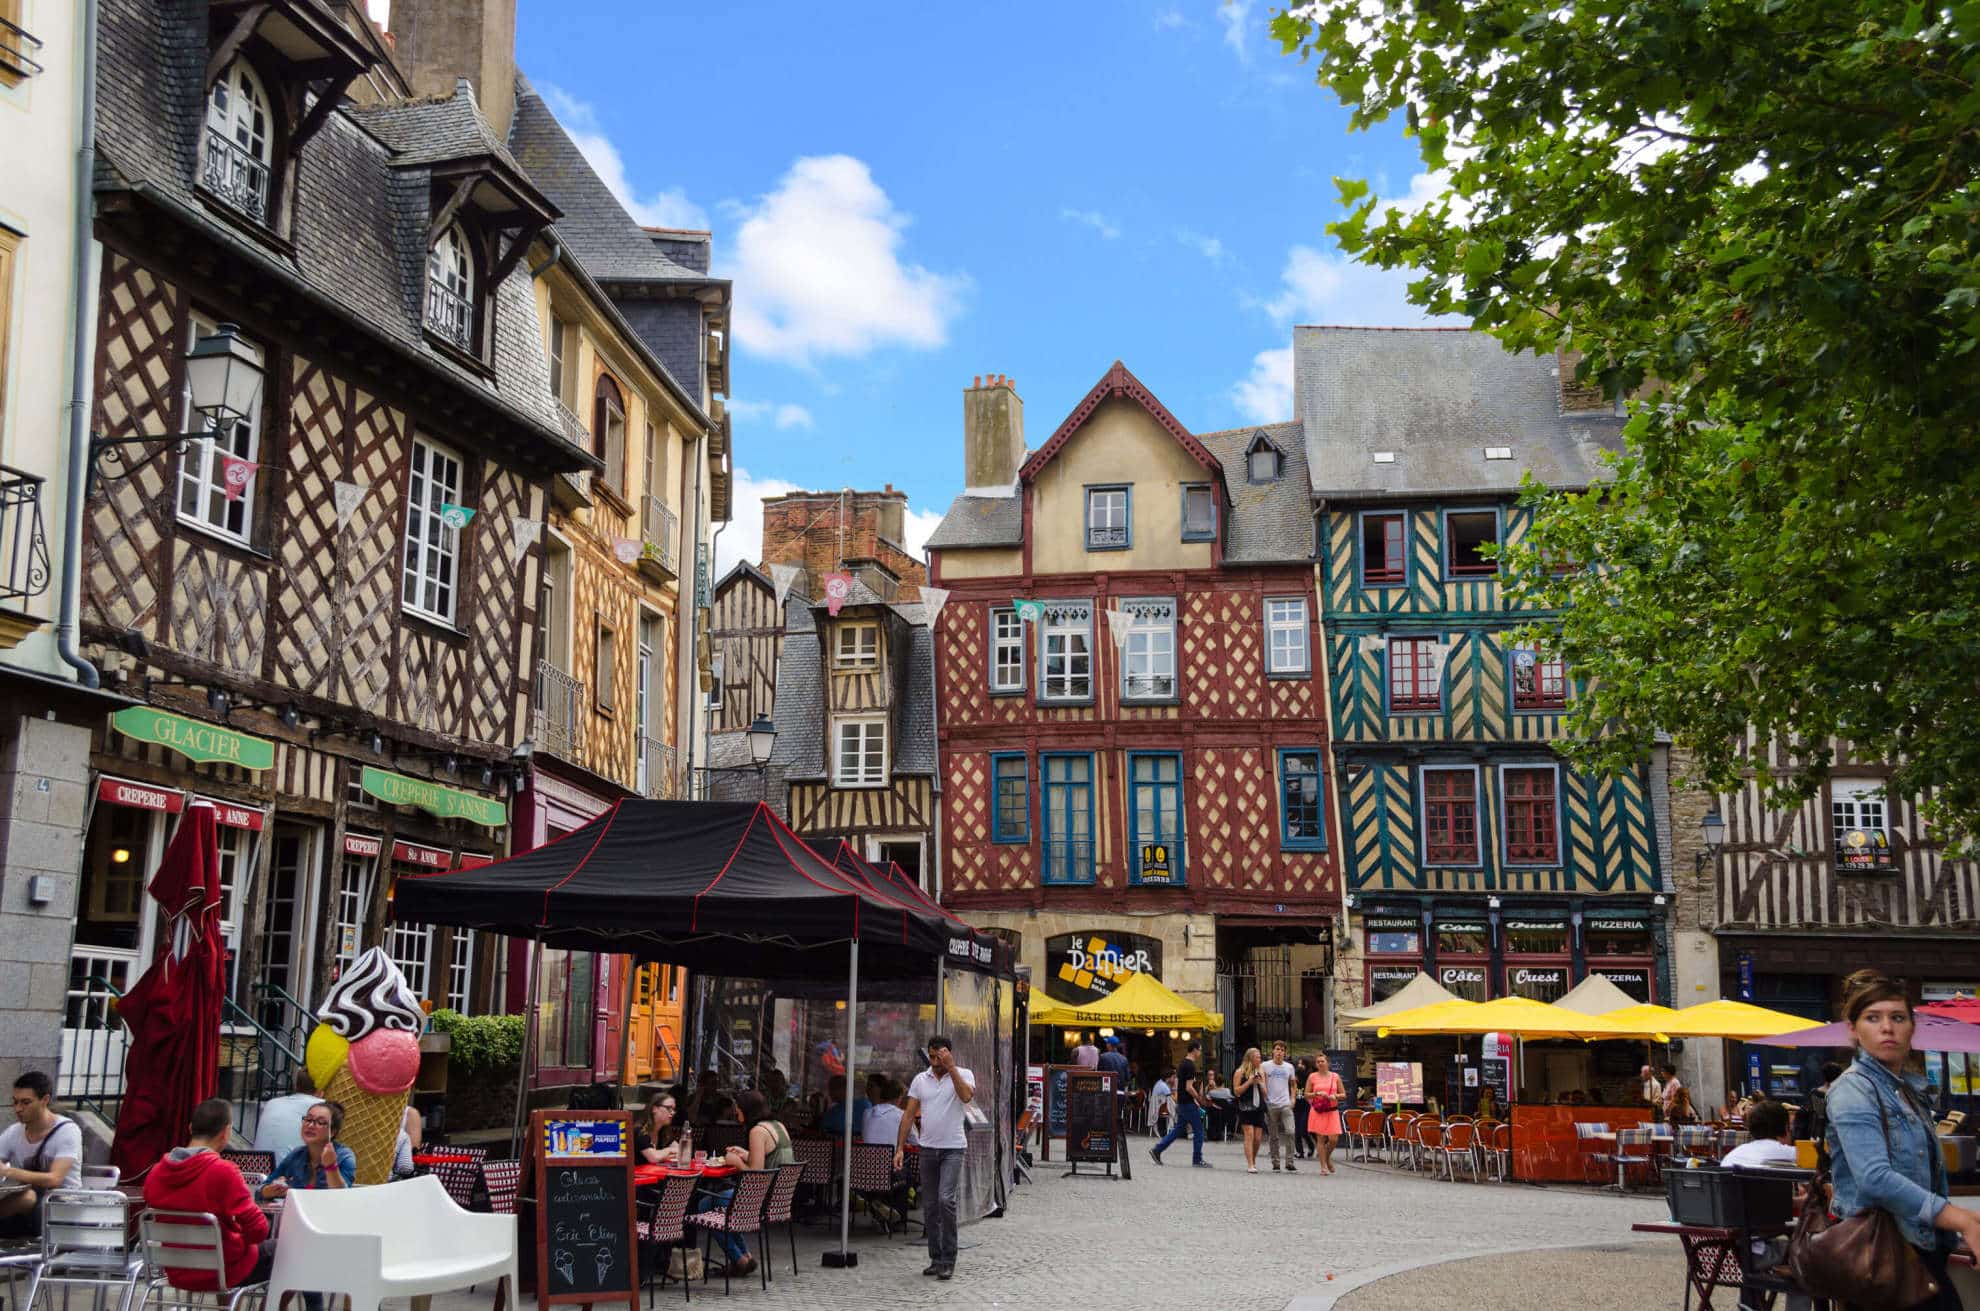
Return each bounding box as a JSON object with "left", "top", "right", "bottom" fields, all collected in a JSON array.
[{"left": 1304, "top": 1053, "right": 1347, "bottom": 1175}]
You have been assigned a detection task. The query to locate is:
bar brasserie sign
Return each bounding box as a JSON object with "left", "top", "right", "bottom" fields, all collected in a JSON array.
[{"left": 1046, "top": 930, "right": 1162, "bottom": 1004}]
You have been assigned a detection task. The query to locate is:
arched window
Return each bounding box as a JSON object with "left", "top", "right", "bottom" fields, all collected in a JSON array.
[
  {"left": 203, "top": 59, "right": 273, "bottom": 222},
  {"left": 425, "top": 223, "right": 475, "bottom": 352},
  {"left": 593, "top": 375, "right": 626, "bottom": 493}
]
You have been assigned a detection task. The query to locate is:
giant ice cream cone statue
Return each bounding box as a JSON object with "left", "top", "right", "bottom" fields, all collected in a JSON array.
[{"left": 304, "top": 948, "right": 424, "bottom": 1186}]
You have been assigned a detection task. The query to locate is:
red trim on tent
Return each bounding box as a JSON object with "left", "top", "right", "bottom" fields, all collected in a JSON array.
[{"left": 541, "top": 798, "right": 622, "bottom": 927}]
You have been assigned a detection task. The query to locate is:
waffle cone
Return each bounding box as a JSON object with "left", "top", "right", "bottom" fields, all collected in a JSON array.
[{"left": 323, "top": 1068, "right": 409, "bottom": 1187}]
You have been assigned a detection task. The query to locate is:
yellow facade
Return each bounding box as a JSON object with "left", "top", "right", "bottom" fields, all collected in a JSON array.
[{"left": 1027, "top": 397, "right": 1216, "bottom": 576}]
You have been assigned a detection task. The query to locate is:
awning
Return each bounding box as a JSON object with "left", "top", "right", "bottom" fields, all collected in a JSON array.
[
  {"left": 1028, "top": 970, "right": 1224, "bottom": 1033},
  {"left": 1552, "top": 973, "right": 1641, "bottom": 1016},
  {"left": 1353, "top": 995, "right": 1640, "bottom": 1040},
  {"left": 1338, "top": 970, "right": 1462, "bottom": 1023}
]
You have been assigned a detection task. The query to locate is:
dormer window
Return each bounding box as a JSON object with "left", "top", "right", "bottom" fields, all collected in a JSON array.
[
  {"left": 202, "top": 59, "right": 273, "bottom": 224},
  {"left": 1246, "top": 434, "right": 1281, "bottom": 483},
  {"left": 426, "top": 223, "right": 476, "bottom": 354}
]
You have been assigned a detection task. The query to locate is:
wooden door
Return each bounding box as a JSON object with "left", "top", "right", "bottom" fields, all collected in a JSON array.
[{"left": 625, "top": 966, "right": 656, "bottom": 1082}]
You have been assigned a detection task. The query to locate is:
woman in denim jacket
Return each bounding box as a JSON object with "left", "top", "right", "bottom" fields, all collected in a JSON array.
[{"left": 1825, "top": 970, "right": 1980, "bottom": 1309}]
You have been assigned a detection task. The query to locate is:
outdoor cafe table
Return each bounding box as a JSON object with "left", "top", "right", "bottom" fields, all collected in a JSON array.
[
  {"left": 1584, "top": 1127, "right": 1675, "bottom": 1191},
  {"left": 1631, "top": 1219, "right": 1786, "bottom": 1311}
]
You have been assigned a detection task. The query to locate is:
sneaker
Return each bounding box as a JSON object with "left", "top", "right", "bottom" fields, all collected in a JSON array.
[
  {"left": 1192, "top": 1160, "right": 1214, "bottom": 1168},
  {"left": 1148, "top": 1148, "right": 1163, "bottom": 1165},
  {"left": 1285, "top": 1162, "right": 1297, "bottom": 1172},
  {"left": 1271, "top": 1163, "right": 1281, "bottom": 1172},
  {"left": 937, "top": 1265, "right": 955, "bottom": 1281},
  {"left": 924, "top": 1262, "right": 943, "bottom": 1277}
]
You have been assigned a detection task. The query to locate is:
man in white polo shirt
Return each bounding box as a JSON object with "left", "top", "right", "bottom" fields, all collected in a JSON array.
[{"left": 897, "top": 1034, "right": 974, "bottom": 1281}]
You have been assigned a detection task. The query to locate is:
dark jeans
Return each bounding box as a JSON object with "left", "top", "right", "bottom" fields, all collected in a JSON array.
[
  {"left": 922, "top": 1146, "right": 965, "bottom": 1266},
  {"left": 1293, "top": 1098, "right": 1315, "bottom": 1156},
  {"left": 1153, "top": 1103, "right": 1206, "bottom": 1164},
  {"left": 693, "top": 1188, "right": 747, "bottom": 1263},
  {"left": 1916, "top": 1247, "right": 1965, "bottom": 1311}
]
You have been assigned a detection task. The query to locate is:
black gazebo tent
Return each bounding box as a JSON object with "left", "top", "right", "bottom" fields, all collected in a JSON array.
[{"left": 391, "top": 800, "right": 995, "bottom": 1264}]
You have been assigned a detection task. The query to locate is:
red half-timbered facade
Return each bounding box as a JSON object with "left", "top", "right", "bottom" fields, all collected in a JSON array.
[{"left": 927, "top": 366, "right": 1341, "bottom": 1062}]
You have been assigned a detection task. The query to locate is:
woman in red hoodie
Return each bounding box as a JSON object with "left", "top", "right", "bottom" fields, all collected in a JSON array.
[{"left": 142, "top": 1098, "right": 273, "bottom": 1290}]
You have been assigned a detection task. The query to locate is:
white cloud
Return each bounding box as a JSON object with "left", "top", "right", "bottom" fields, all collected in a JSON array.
[
  {"left": 715, "top": 468, "right": 803, "bottom": 575},
  {"left": 1231, "top": 346, "right": 1293, "bottom": 424},
  {"left": 538, "top": 85, "right": 709, "bottom": 230},
  {"left": 728, "top": 400, "right": 815, "bottom": 431},
  {"left": 901, "top": 506, "right": 943, "bottom": 561},
  {"left": 1060, "top": 208, "right": 1122, "bottom": 241},
  {"left": 1219, "top": 0, "right": 1255, "bottom": 62},
  {"left": 1257, "top": 243, "right": 1443, "bottom": 328},
  {"left": 728, "top": 155, "right": 970, "bottom": 367},
  {"left": 1176, "top": 228, "right": 1227, "bottom": 263},
  {"left": 1154, "top": 7, "right": 1187, "bottom": 29}
]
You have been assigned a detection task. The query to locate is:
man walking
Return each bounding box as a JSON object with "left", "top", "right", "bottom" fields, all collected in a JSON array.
[
  {"left": 898, "top": 1035, "right": 974, "bottom": 1281},
  {"left": 1261, "top": 1040, "right": 1299, "bottom": 1172},
  {"left": 1148, "top": 1040, "right": 1210, "bottom": 1168}
]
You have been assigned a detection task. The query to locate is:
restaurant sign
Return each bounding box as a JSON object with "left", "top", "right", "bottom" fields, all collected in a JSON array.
[
  {"left": 1365, "top": 916, "right": 1420, "bottom": 931},
  {"left": 112, "top": 707, "right": 275, "bottom": 771},
  {"left": 97, "top": 776, "right": 184, "bottom": 813},
  {"left": 1046, "top": 930, "right": 1162, "bottom": 1005},
  {"left": 359, "top": 766, "right": 506, "bottom": 828}
]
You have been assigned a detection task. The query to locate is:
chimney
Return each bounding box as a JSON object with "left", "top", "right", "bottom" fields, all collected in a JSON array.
[
  {"left": 385, "top": 0, "right": 518, "bottom": 139},
  {"left": 963, "top": 374, "right": 1025, "bottom": 491},
  {"left": 1555, "top": 346, "right": 1611, "bottom": 415}
]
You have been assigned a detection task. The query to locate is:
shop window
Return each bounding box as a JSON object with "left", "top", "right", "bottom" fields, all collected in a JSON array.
[
  {"left": 331, "top": 843, "right": 378, "bottom": 977},
  {"left": 1278, "top": 749, "right": 1326, "bottom": 850},
  {"left": 1436, "top": 961, "right": 1490, "bottom": 1002},
  {"left": 1504, "top": 964, "right": 1570, "bottom": 1003},
  {"left": 537, "top": 947, "right": 595, "bottom": 1071},
  {"left": 991, "top": 753, "right": 1029, "bottom": 843},
  {"left": 446, "top": 931, "right": 474, "bottom": 1015},
  {"left": 1423, "top": 766, "right": 1479, "bottom": 865},
  {"left": 383, "top": 885, "right": 433, "bottom": 1003},
  {"left": 1361, "top": 511, "right": 1406, "bottom": 586},
  {"left": 1584, "top": 921, "right": 1651, "bottom": 958},
  {"left": 1503, "top": 920, "right": 1569, "bottom": 955},
  {"left": 1367, "top": 965, "right": 1421, "bottom": 1006},
  {"left": 78, "top": 802, "right": 162, "bottom": 951},
  {"left": 1041, "top": 753, "right": 1095, "bottom": 884},
  {"left": 1590, "top": 968, "right": 1653, "bottom": 1003},
  {"left": 1388, "top": 637, "right": 1443, "bottom": 712},
  {"left": 1436, "top": 923, "right": 1490, "bottom": 957},
  {"left": 1128, "top": 753, "right": 1184, "bottom": 886},
  {"left": 1445, "top": 509, "right": 1500, "bottom": 577},
  {"left": 1502, "top": 766, "right": 1560, "bottom": 865},
  {"left": 1365, "top": 919, "right": 1422, "bottom": 957},
  {"left": 1121, "top": 598, "right": 1177, "bottom": 702}
]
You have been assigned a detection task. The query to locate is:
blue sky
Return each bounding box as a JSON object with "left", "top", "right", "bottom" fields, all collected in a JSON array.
[{"left": 505, "top": 1, "right": 1441, "bottom": 569}]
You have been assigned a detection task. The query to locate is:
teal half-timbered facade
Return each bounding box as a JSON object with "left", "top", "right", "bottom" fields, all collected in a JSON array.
[{"left": 1296, "top": 327, "right": 1671, "bottom": 1019}]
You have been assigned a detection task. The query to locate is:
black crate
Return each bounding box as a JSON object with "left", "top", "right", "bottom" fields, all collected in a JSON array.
[{"left": 1666, "top": 1164, "right": 1808, "bottom": 1228}]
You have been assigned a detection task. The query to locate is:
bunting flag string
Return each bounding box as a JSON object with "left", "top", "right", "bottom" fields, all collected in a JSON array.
[
  {"left": 1103, "top": 608, "right": 1132, "bottom": 650},
  {"left": 1012, "top": 598, "right": 1044, "bottom": 623},
  {"left": 438, "top": 502, "right": 476, "bottom": 530},
  {"left": 769, "top": 563, "right": 802, "bottom": 609},
  {"left": 918, "top": 586, "right": 951, "bottom": 626},
  {"left": 221, "top": 455, "right": 257, "bottom": 501},
  {"left": 332, "top": 480, "right": 367, "bottom": 528},
  {"left": 510, "top": 517, "right": 543, "bottom": 564}
]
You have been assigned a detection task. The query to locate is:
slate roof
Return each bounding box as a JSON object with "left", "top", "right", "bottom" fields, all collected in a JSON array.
[
  {"left": 1295, "top": 327, "right": 1625, "bottom": 500},
  {"left": 349, "top": 79, "right": 521, "bottom": 169},
  {"left": 1197, "top": 421, "right": 1315, "bottom": 564},
  {"left": 768, "top": 593, "right": 938, "bottom": 785},
  {"left": 94, "top": 3, "right": 585, "bottom": 467},
  {"left": 507, "top": 78, "right": 707, "bottom": 285},
  {"left": 925, "top": 492, "right": 1022, "bottom": 550}
]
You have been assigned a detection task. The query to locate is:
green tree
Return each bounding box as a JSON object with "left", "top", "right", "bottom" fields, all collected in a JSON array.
[{"left": 1274, "top": 2, "right": 1980, "bottom": 839}]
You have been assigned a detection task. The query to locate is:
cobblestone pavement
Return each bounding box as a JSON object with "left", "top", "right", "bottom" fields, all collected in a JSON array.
[
  {"left": 1325, "top": 1243, "right": 1677, "bottom": 1311},
  {"left": 427, "top": 1137, "right": 1672, "bottom": 1311}
]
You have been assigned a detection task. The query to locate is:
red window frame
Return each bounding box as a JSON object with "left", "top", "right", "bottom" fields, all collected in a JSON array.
[
  {"left": 1362, "top": 512, "right": 1406, "bottom": 585},
  {"left": 1423, "top": 768, "right": 1477, "bottom": 864},
  {"left": 1446, "top": 510, "right": 1500, "bottom": 577},
  {"left": 1512, "top": 652, "right": 1567, "bottom": 710},
  {"left": 1389, "top": 638, "right": 1442, "bottom": 711},
  {"left": 1503, "top": 767, "right": 1559, "bottom": 864}
]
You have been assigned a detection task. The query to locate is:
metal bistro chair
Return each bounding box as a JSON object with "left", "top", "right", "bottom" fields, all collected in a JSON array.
[
  {"left": 424, "top": 1160, "right": 482, "bottom": 1212},
  {"left": 75, "top": 1166, "right": 121, "bottom": 1192},
  {"left": 137, "top": 1208, "right": 268, "bottom": 1311},
  {"left": 791, "top": 1138, "right": 837, "bottom": 1220},
  {"left": 1384, "top": 1113, "right": 1415, "bottom": 1168},
  {"left": 1612, "top": 1126, "right": 1659, "bottom": 1192},
  {"left": 685, "top": 1168, "right": 777, "bottom": 1296},
  {"left": 1675, "top": 1124, "right": 1723, "bottom": 1168},
  {"left": 1436, "top": 1120, "right": 1480, "bottom": 1182},
  {"left": 759, "top": 1164, "right": 804, "bottom": 1280},
  {"left": 1408, "top": 1118, "right": 1443, "bottom": 1174},
  {"left": 1470, "top": 1120, "right": 1501, "bottom": 1181},
  {"left": 217, "top": 1152, "right": 274, "bottom": 1182},
  {"left": 636, "top": 1173, "right": 699, "bottom": 1306},
  {"left": 847, "top": 1144, "right": 901, "bottom": 1237},
  {"left": 482, "top": 1159, "right": 523, "bottom": 1215},
  {"left": 1575, "top": 1121, "right": 1614, "bottom": 1185},
  {"left": 24, "top": 1189, "right": 146, "bottom": 1311}
]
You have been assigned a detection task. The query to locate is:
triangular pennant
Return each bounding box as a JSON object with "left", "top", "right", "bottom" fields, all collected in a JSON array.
[
  {"left": 612, "top": 536, "right": 642, "bottom": 564},
  {"left": 438, "top": 502, "right": 476, "bottom": 530},
  {"left": 918, "top": 586, "right": 951, "bottom": 626},
  {"left": 333, "top": 480, "right": 366, "bottom": 527},
  {"left": 1423, "top": 640, "right": 1452, "bottom": 686},
  {"left": 823, "top": 571, "right": 853, "bottom": 617},
  {"left": 769, "top": 563, "right": 802, "bottom": 608},
  {"left": 510, "top": 517, "right": 543, "bottom": 563},
  {"left": 221, "top": 455, "right": 257, "bottom": 501},
  {"left": 1104, "top": 608, "right": 1132, "bottom": 649},
  {"left": 1358, "top": 634, "right": 1387, "bottom": 655},
  {"left": 1012, "top": 598, "right": 1045, "bottom": 624}
]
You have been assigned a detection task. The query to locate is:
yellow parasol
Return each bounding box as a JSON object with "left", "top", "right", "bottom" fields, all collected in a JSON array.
[
  {"left": 1640, "top": 998, "right": 1816, "bottom": 1041},
  {"left": 1347, "top": 998, "right": 1478, "bottom": 1035},
  {"left": 1600, "top": 1003, "right": 1684, "bottom": 1041},
  {"left": 1028, "top": 970, "right": 1225, "bottom": 1033},
  {"left": 1362, "top": 995, "right": 1641, "bottom": 1041}
]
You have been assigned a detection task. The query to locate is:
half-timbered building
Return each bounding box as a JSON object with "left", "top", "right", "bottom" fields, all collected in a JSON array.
[
  {"left": 928, "top": 367, "right": 1340, "bottom": 1062},
  {"left": 71, "top": 0, "right": 586, "bottom": 1087},
  {"left": 1301, "top": 328, "right": 1669, "bottom": 1068}
]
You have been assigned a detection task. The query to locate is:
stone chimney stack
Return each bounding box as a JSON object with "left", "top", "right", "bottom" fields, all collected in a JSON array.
[
  {"left": 963, "top": 374, "right": 1025, "bottom": 491},
  {"left": 386, "top": 0, "right": 518, "bottom": 138}
]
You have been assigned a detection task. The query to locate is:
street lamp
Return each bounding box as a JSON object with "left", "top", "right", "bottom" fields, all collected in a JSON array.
[
  {"left": 1695, "top": 810, "right": 1726, "bottom": 874},
  {"left": 747, "top": 715, "right": 776, "bottom": 800},
  {"left": 90, "top": 323, "right": 265, "bottom": 494}
]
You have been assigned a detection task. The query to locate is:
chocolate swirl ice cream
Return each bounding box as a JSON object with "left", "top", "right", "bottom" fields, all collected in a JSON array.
[{"left": 317, "top": 946, "right": 423, "bottom": 1039}]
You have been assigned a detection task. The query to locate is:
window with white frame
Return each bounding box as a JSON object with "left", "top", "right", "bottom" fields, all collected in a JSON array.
[
  {"left": 1085, "top": 486, "right": 1130, "bottom": 549},
  {"left": 835, "top": 623, "right": 879, "bottom": 669},
  {"left": 1121, "top": 598, "right": 1177, "bottom": 701},
  {"left": 176, "top": 315, "right": 263, "bottom": 543},
  {"left": 202, "top": 59, "right": 273, "bottom": 223},
  {"left": 332, "top": 846, "right": 377, "bottom": 977},
  {"left": 1039, "top": 601, "right": 1094, "bottom": 703},
  {"left": 402, "top": 437, "right": 465, "bottom": 623},
  {"left": 425, "top": 223, "right": 475, "bottom": 353},
  {"left": 383, "top": 872, "right": 433, "bottom": 1002},
  {"left": 1265, "top": 597, "right": 1310, "bottom": 675},
  {"left": 212, "top": 821, "right": 249, "bottom": 951},
  {"left": 446, "top": 931, "right": 474, "bottom": 1014},
  {"left": 989, "top": 608, "right": 1025, "bottom": 693},
  {"left": 834, "top": 717, "right": 887, "bottom": 786}
]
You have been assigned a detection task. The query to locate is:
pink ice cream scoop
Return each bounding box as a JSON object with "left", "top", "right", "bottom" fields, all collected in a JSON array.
[{"left": 345, "top": 1028, "right": 421, "bottom": 1095}]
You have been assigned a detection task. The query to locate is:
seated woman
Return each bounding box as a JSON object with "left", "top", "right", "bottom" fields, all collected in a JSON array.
[
  {"left": 690, "top": 1102, "right": 758, "bottom": 1277},
  {"left": 259, "top": 1101, "right": 356, "bottom": 1199},
  {"left": 636, "top": 1094, "right": 681, "bottom": 1166}
]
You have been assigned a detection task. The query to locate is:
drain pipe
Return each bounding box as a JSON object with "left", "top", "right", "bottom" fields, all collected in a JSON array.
[
  {"left": 683, "top": 429, "right": 708, "bottom": 796},
  {"left": 56, "top": 0, "right": 102, "bottom": 689}
]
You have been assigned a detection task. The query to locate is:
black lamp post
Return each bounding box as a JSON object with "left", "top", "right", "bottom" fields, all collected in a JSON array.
[
  {"left": 747, "top": 715, "right": 776, "bottom": 799},
  {"left": 90, "top": 323, "right": 265, "bottom": 494},
  {"left": 1695, "top": 810, "right": 1726, "bottom": 874}
]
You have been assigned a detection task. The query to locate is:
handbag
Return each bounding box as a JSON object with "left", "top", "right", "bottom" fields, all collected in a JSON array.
[
  {"left": 1787, "top": 1076, "right": 1940, "bottom": 1309},
  {"left": 1308, "top": 1077, "right": 1339, "bottom": 1114}
]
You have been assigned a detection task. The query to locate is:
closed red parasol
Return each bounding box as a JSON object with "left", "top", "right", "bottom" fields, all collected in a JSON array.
[
  {"left": 1921, "top": 995, "right": 1980, "bottom": 1025},
  {"left": 111, "top": 802, "right": 225, "bottom": 1180}
]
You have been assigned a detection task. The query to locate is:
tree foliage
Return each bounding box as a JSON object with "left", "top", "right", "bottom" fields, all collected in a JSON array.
[{"left": 1274, "top": 1, "right": 1980, "bottom": 840}]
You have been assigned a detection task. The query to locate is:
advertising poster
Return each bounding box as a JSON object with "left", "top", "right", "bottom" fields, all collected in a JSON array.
[{"left": 1376, "top": 1061, "right": 1424, "bottom": 1105}]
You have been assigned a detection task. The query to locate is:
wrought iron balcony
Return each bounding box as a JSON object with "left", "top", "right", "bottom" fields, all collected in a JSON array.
[
  {"left": 638, "top": 735, "right": 680, "bottom": 799},
  {"left": 0, "top": 466, "right": 51, "bottom": 609},
  {"left": 199, "top": 132, "right": 270, "bottom": 225},
  {"left": 0, "top": 14, "right": 44, "bottom": 80},
  {"left": 639, "top": 495, "right": 678, "bottom": 579},
  {"left": 424, "top": 276, "right": 474, "bottom": 353},
  {"left": 532, "top": 659, "right": 586, "bottom": 760}
]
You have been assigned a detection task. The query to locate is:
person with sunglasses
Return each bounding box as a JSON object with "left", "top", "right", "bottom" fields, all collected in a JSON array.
[
  {"left": 259, "top": 1101, "right": 354, "bottom": 1199},
  {"left": 0, "top": 1071, "right": 81, "bottom": 1238},
  {"left": 635, "top": 1095, "right": 681, "bottom": 1166}
]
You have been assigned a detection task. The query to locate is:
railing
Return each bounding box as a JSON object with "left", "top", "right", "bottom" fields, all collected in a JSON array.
[
  {"left": 0, "top": 466, "right": 50, "bottom": 609},
  {"left": 640, "top": 496, "right": 678, "bottom": 575},
  {"left": 60, "top": 961, "right": 132, "bottom": 1121},
  {"left": 199, "top": 132, "right": 269, "bottom": 225},
  {"left": 219, "top": 993, "right": 304, "bottom": 1140},
  {"left": 533, "top": 659, "right": 586, "bottom": 760},
  {"left": 638, "top": 735, "right": 680, "bottom": 799},
  {"left": 425, "top": 276, "right": 474, "bottom": 352},
  {"left": 0, "top": 14, "right": 44, "bottom": 79},
  {"left": 1087, "top": 524, "right": 1128, "bottom": 549}
]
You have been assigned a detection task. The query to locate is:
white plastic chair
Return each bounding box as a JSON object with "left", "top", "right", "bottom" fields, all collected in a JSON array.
[{"left": 263, "top": 1175, "right": 515, "bottom": 1311}]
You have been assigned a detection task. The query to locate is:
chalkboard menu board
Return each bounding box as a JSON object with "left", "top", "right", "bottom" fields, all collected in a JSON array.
[
  {"left": 1062, "top": 1069, "right": 1119, "bottom": 1165},
  {"left": 1481, "top": 1057, "right": 1511, "bottom": 1111},
  {"left": 1047, "top": 1066, "right": 1070, "bottom": 1141},
  {"left": 532, "top": 1109, "right": 638, "bottom": 1311}
]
